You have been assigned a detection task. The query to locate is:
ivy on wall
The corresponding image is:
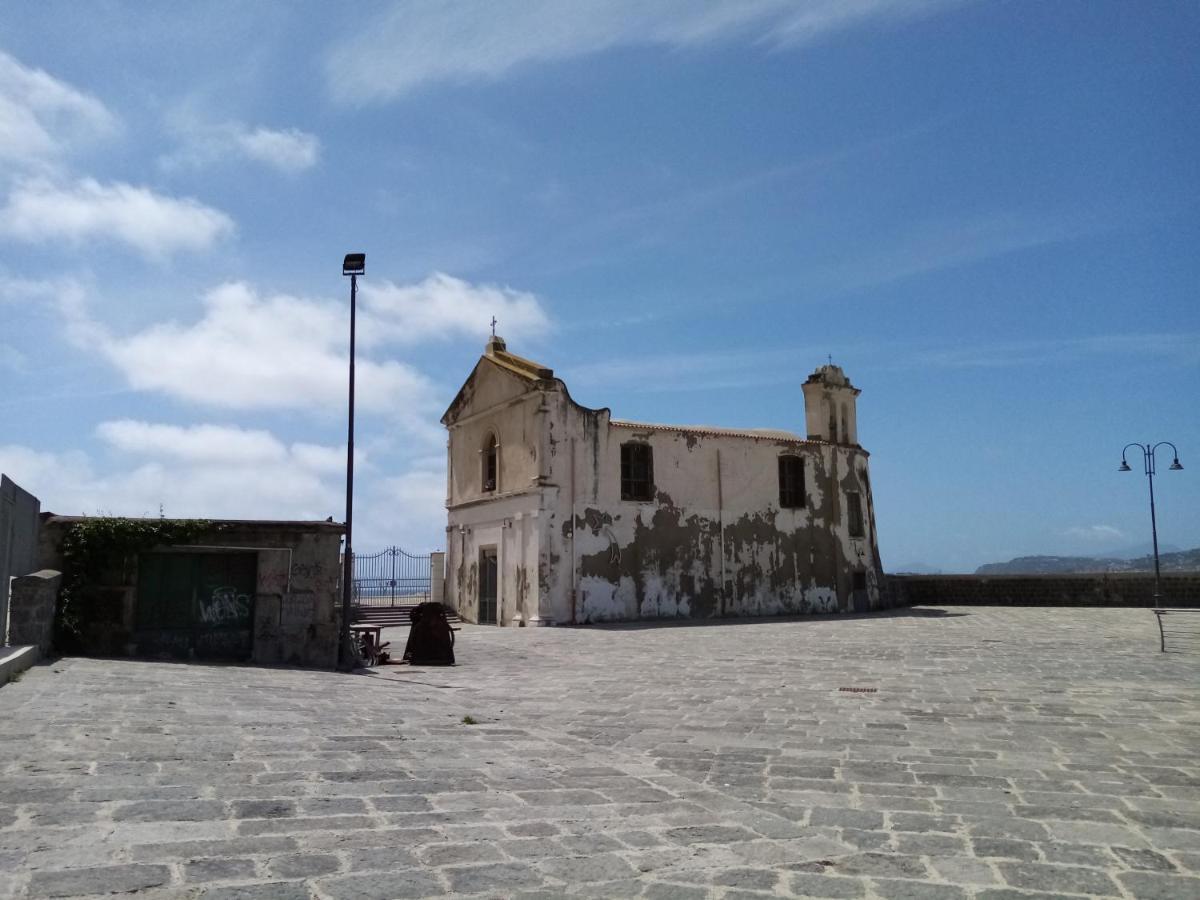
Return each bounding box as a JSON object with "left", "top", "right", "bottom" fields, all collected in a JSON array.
[{"left": 56, "top": 517, "right": 220, "bottom": 650}]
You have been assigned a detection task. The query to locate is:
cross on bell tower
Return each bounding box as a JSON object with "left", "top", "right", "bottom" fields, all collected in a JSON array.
[{"left": 490, "top": 316, "right": 497, "bottom": 337}]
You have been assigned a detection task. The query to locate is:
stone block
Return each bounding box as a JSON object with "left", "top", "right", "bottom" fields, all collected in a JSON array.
[
  {"left": 998, "top": 861, "right": 1120, "bottom": 895},
  {"left": 29, "top": 864, "right": 170, "bottom": 897},
  {"left": 201, "top": 883, "right": 313, "bottom": 900},
  {"left": 183, "top": 858, "right": 258, "bottom": 882},
  {"left": 444, "top": 862, "right": 544, "bottom": 893},
  {"left": 319, "top": 872, "right": 443, "bottom": 900},
  {"left": 268, "top": 853, "right": 340, "bottom": 877}
]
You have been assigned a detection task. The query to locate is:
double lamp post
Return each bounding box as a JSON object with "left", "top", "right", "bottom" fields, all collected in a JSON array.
[{"left": 1119, "top": 441, "right": 1183, "bottom": 608}]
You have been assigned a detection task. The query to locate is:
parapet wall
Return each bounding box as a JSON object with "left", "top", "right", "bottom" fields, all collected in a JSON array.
[
  {"left": 8, "top": 569, "right": 60, "bottom": 655},
  {"left": 888, "top": 573, "right": 1200, "bottom": 608}
]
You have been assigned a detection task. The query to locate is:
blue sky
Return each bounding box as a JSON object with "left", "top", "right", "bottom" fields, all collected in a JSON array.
[{"left": 0, "top": 0, "right": 1196, "bottom": 572}]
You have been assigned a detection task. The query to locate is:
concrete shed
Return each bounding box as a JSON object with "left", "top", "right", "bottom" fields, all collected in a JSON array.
[{"left": 37, "top": 516, "right": 345, "bottom": 667}]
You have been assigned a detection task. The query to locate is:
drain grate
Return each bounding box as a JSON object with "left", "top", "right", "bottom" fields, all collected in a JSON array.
[{"left": 838, "top": 687, "right": 877, "bottom": 693}]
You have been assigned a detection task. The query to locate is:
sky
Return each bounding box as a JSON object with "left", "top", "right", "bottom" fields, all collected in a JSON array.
[{"left": 0, "top": 0, "right": 1196, "bottom": 573}]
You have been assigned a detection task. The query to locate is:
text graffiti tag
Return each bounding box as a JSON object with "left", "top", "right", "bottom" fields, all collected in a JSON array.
[{"left": 199, "top": 586, "right": 250, "bottom": 625}]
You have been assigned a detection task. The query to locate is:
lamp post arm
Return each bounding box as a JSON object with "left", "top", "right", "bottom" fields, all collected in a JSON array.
[
  {"left": 1121, "top": 442, "right": 1147, "bottom": 473},
  {"left": 1151, "top": 441, "right": 1181, "bottom": 460}
]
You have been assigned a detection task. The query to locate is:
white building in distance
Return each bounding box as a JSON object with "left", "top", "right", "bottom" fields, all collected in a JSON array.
[{"left": 441, "top": 336, "right": 885, "bottom": 625}]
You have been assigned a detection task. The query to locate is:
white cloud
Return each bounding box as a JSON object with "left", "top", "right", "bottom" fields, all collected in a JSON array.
[
  {"left": 96, "top": 420, "right": 291, "bottom": 467},
  {"left": 0, "top": 427, "right": 447, "bottom": 549},
  {"left": 161, "top": 118, "right": 320, "bottom": 174},
  {"left": 0, "top": 445, "right": 94, "bottom": 501},
  {"left": 0, "top": 177, "right": 234, "bottom": 257},
  {"left": 59, "top": 281, "right": 438, "bottom": 425},
  {"left": 22, "top": 269, "right": 553, "bottom": 547},
  {"left": 327, "top": 0, "right": 964, "bottom": 102},
  {"left": 55, "top": 276, "right": 550, "bottom": 425},
  {"left": 0, "top": 427, "right": 344, "bottom": 523},
  {"left": 96, "top": 420, "right": 366, "bottom": 474},
  {"left": 0, "top": 273, "right": 66, "bottom": 303},
  {"left": 1063, "top": 525, "right": 1126, "bottom": 544},
  {"left": 361, "top": 272, "right": 551, "bottom": 344},
  {"left": 356, "top": 467, "right": 449, "bottom": 551},
  {"left": 291, "top": 443, "right": 350, "bottom": 475},
  {"left": 0, "top": 50, "right": 118, "bottom": 168},
  {"left": 235, "top": 126, "right": 319, "bottom": 172}
]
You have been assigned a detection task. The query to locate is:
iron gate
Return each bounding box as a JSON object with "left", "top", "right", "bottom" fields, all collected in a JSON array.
[{"left": 353, "top": 547, "right": 431, "bottom": 607}]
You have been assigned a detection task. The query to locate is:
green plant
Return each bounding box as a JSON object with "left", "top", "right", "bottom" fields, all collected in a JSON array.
[
  {"left": 56, "top": 517, "right": 218, "bottom": 650},
  {"left": 461, "top": 715, "right": 479, "bottom": 725}
]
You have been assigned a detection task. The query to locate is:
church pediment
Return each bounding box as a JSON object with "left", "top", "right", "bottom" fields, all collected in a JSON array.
[{"left": 441, "top": 338, "right": 556, "bottom": 426}]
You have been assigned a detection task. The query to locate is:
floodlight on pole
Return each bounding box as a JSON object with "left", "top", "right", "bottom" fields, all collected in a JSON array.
[{"left": 339, "top": 252, "right": 365, "bottom": 669}]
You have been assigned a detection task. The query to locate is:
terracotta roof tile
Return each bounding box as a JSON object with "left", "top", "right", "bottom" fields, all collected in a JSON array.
[{"left": 610, "top": 419, "right": 825, "bottom": 444}]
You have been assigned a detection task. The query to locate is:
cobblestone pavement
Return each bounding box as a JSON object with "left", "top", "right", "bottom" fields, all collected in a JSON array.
[{"left": 1, "top": 606, "right": 1199, "bottom": 900}]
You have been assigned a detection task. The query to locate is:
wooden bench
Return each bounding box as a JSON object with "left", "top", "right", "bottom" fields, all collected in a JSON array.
[{"left": 1152, "top": 608, "right": 1200, "bottom": 652}]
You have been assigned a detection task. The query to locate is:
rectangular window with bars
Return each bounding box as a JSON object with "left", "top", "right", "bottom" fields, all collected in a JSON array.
[
  {"left": 778, "top": 455, "right": 805, "bottom": 508},
  {"left": 620, "top": 442, "right": 654, "bottom": 501},
  {"left": 847, "top": 491, "right": 865, "bottom": 538}
]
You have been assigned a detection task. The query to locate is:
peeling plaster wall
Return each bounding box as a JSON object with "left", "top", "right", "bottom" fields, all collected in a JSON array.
[{"left": 541, "top": 398, "right": 885, "bottom": 624}]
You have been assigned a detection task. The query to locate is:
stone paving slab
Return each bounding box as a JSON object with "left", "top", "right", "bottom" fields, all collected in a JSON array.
[{"left": 0, "top": 606, "right": 1198, "bottom": 898}]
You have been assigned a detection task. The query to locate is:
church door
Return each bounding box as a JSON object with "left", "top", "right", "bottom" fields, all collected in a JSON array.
[{"left": 479, "top": 548, "right": 498, "bottom": 624}]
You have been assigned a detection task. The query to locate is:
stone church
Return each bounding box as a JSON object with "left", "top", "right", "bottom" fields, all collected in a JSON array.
[{"left": 441, "top": 336, "right": 885, "bottom": 625}]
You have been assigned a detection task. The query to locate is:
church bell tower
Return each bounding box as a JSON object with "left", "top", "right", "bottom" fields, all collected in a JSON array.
[{"left": 802, "top": 363, "right": 861, "bottom": 445}]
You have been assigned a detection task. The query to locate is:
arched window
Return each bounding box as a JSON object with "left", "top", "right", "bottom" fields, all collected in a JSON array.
[{"left": 482, "top": 433, "right": 498, "bottom": 492}]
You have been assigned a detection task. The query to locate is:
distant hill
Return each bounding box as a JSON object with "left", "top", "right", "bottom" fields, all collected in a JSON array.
[
  {"left": 975, "top": 547, "right": 1200, "bottom": 575},
  {"left": 891, "top": 562, "right": 943, "bottom": 575},
  {"left": 1102, "top": 542, "right": 1182, "bottom": 560}
]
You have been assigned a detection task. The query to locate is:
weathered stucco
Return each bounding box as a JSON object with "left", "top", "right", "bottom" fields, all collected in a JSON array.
[{"left": 442, "top": 341, "right": 885, "bottom": 626}]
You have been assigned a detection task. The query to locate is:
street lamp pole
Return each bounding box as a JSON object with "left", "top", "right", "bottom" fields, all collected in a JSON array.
[
  {"left": 340, "top": 253, "right": 365, "bottom": 669},
  {"left": 1119, "top": 441, "right": 1183, "bottom": 609}
]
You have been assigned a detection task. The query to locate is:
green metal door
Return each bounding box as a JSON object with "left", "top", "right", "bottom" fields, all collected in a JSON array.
[
  {"left": 479, "top": 548, "right": 498, "bottom": 625},
  {"left": 136, "top": 552, "right": 256, "bottom": 660}
]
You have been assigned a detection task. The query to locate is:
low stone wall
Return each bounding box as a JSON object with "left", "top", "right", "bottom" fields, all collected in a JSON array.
[
  {"left": 888, "top": 573, "right": 1200, "bottom": 608},
  {"left": 8, "top": 569, "right": 61, "bottom": 654}
]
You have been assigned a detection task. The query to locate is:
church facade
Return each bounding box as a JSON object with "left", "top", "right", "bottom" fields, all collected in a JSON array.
[{"left": 441, "top": 336, "right": 885, "bottom": 625}]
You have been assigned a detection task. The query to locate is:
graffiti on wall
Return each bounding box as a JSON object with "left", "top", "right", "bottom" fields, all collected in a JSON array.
[{"left": 199, "top": 586, "right": 251, "bottom": 625}]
